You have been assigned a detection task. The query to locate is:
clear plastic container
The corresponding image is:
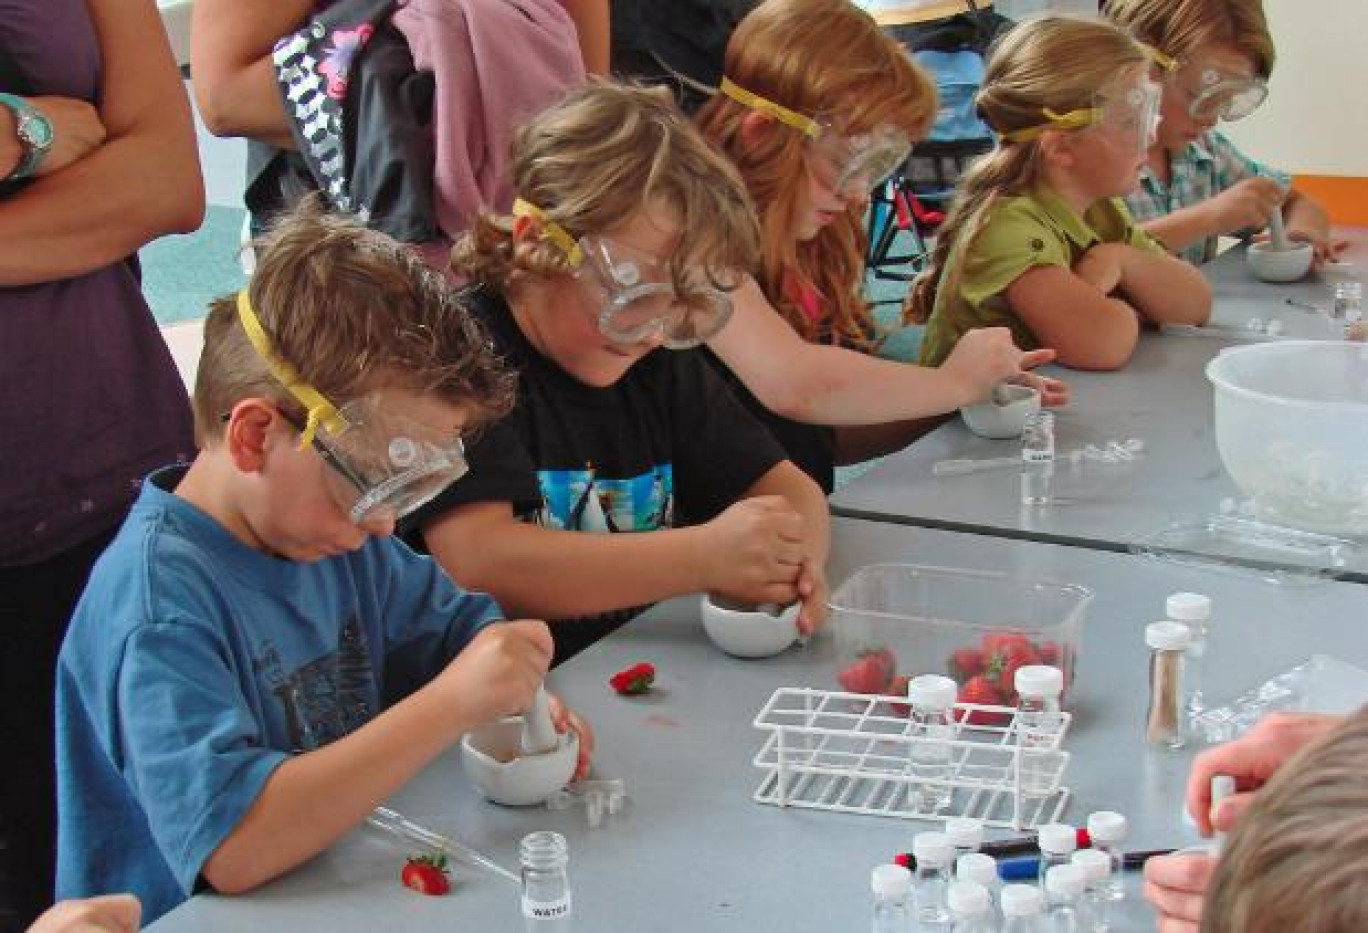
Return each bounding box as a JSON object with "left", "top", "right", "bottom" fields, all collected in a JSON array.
[
  {"left": 831, "top": 564, "right": 1092, "bottom": 708},
  {"left": 1206, "top": 342, "right": 1368, "bottom": 536}
]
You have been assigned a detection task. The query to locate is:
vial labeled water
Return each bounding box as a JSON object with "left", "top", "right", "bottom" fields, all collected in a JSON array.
[
  {"left": 1020, "top": 411, "right": 1056, "bottom": 505},
  {"left": 912, "top": 831, "right": 954, "bottom": 927},
  {"left": 870, "top": 863, "right": 913, "bottom": 933},
  {"left": 1014, "top": 665, "right": 1064, "bottom": 799},
  {"left": 520, "top": 831, "right": 572, "bottom": 932},
  {"left": 1332, "top": 280, "right": 1362, "bottom": 320},
  {"left": 1085, "top": 811, "right": 1129, "bottom": 902},
  {"left": 906, "top": 674, "right": 958, "bottom": 813}
]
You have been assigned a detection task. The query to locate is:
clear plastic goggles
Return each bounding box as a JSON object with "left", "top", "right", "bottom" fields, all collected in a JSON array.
[
  {"left": 1003, "top": 79, "right": 1161, "bottom": 158},
  {"left": 308, "top": 397, "right": 468, "bottom": 525},
  {"left": 1146, "top": 45, "right": 1268, "bottom": 122}
]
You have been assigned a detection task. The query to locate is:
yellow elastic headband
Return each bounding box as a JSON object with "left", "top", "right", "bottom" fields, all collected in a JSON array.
[
  {"left": 1139, "top": 42, "right": 1179, "bottom": 73},
  {"left": 1001, "top": 107, "right": 1102, "bottom": 143},
  {"left": 511, "top": 198, "right": 584, "bottom": 267},
  {"left": 235, "top": 290, "right": 349, "bottom": 447},
  {"left": 718, "top": 77, "right": 820, "bottom": 138}
]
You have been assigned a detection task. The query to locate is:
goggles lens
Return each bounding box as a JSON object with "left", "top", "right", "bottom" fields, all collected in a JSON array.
[
  {"left": 1088, "top": 79, "right": 1162, "bottom": 155},
  {"left": 809, "top": 123, "right": 912, "bottom": 196},
  {"left": 311, "top": 398, "right": 468, "bottom": 524},
  {"left": 1183, "top": 67, "right": 1268, "bottom": 122}
]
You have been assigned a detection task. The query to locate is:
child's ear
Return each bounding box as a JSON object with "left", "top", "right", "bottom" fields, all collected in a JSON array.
[
  {"left": 223, "top": 399, "right": 278, "bottom": 473},
  {"left": 739, "top": 110, "right": 778, "bottom": 150},
  {"left": 1039, "top": 132, "right": 1076, "bottom": 169}
]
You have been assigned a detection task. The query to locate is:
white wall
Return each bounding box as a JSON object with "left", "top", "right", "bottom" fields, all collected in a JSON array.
[{"left": 1222, "top": 0, "right": 1368, "bottom": 177}]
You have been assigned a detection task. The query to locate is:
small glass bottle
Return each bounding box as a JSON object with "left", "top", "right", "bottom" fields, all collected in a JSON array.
[
  {"left": 913, "top": 831, "right": 955, "bottom": 927},
  {"left": 1085, "top": 811, "right": 1128, "bottom": 902},
  {"left": 956, "top": 853, "right": 1001, "bottom": 925},
  {"left": 1070, "top": 849, "right": 1113, "bottom": 932},
  {"left": 1021, "top": 411, "right": 1057, "bottom": 505},
  {"left": 1014, "top": 665, "right": 1064, "bottom": 800},
  {"left": 1332, "top": 280, "right": 1362, "bottom": 320},
  {"left": 1036, "top": 822, "right": 1077, "bottom": 888},
  {"left": 906, "top": 674, "right": 958, "bottom": 813},
  {"left": 1145, "top": 621, "right": 1192, "bottom": 749},
  {"left": 1045, "top": 864, "right": 1087, "bottom": 933},
  {"left": 871, "top": 863, "right": 914, "bottom": 933},
  {"left": 946, "top": 817, "right": 984, "bottom": 859},
  {"left": 520, "top": 831, "right": 572, "bottom": 932},
  {"left": 1001, "top": 883, "right": 1046, "bottom": 933},
  {"left": 948, "top": 880, "right": 996, "bottom": 933},
  {"left": 1165, "top": 593, "right": 1212, "bottom": 720}
]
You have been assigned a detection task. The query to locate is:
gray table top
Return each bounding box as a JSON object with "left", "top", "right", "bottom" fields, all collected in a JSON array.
[
  {"left": 149, "top": 519, "right": 1368, "bottom": 932},
  {"left": 832, "top": 231, "right": 1368, "bottom": 580}
]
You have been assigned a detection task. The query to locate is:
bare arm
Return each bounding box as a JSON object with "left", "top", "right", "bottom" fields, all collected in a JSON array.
[
  {"left": 0, "top": 0, "right": 203, "bottom": 285},
  {"left": 190, "top": 0, "right": 310, "bottom": 146},
  {"left": 560, "top": 0, "right": 611, "bottom": 75},
  {"left": 1140, "top": 176, "right": 1285, "bottom": 255},
  {"left": 1113, "top": 245, "right": 1211, "bottom": 326},
  {"left": 707, "top": 277, "right": 1043, "bottom": 425},
  {"left": 1006, "top": 264, "right": 1141, "bottom": 371},
  {"left": 203, "top": 620, "right": 553, "bottom": 893}
]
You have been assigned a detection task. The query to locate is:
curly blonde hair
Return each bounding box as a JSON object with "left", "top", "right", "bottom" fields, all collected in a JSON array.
[
  {"left": 1104, "top": 0, "right": 1275, "bottom": 79},
  {"left": 696, "top": 0, "right": 937, "bottom": 349}
]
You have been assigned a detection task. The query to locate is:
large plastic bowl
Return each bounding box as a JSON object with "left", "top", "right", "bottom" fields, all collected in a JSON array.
[{"left": 1206, "top": 342, "right": 1368, "bottom": 536}]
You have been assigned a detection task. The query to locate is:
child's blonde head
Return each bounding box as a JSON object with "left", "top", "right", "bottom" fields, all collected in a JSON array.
[
  {"left": 194, "top": 200, "right": 515, "bottom": 446},
  {"left": 453, "top": 80, "right": 759, "bottom": 293},
  {"left": 1203, "top": 710, "right": 1368, "bottom": 932},
  {"left": 696, "top": 0, "right": 936, "bottom": 347},
  {"left": 1104, "top": 0, "right": 1275, "bottom": 80},
  {"left": 907, "top": 16, "right": 1146, "bottom": 322}
]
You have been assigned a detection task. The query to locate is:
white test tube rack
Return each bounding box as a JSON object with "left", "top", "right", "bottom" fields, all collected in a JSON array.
[{"left": 750, "top": 686, "right": 1073, "bottom": 830}]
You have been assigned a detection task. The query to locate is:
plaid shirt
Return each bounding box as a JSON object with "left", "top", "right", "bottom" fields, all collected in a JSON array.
[{"left": 1126, "top": 131, "right": 1291, "bottom": 265}]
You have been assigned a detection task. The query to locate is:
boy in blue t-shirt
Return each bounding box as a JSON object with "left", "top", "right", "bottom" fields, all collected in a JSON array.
[{"left": 55, "top": 206, "right": 592, "bottom": 923}]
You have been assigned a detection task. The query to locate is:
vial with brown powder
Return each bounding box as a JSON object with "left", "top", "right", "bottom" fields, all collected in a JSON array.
[{"left": 1145, "top": 621, "right": 1192, "bottom": 748}]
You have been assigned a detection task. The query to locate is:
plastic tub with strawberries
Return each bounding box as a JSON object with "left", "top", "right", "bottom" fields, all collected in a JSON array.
[{"left": 830, "top": 564, "right": 1092, "bottom": 709}]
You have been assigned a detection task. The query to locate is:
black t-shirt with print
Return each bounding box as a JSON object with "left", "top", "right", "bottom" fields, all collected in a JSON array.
[{"left": 406, "top": 286, "right": 789, "bottom": 662}]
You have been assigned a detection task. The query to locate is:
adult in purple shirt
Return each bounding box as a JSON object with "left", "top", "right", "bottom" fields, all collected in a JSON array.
[{"left": 0, "top": 0, "right": 203, "bottom": 924}]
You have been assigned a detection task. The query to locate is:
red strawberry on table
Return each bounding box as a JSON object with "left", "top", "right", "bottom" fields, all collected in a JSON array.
[
  {"left": 956, "top": 674, "right": 1008, "bottom": 725},
  {"left": 837, "top": 647, "right": 897, "bottom": 695},
  {"left": 609, "top": 661, "right": 656, "bottom": 695},
  {"left": 401, "top": 854, "right": 451, "bottom": 895}
]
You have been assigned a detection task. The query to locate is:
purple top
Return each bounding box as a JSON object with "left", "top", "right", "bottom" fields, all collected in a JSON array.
[{"left": 0, "top": 0, "right": 195, "bottom": 564}]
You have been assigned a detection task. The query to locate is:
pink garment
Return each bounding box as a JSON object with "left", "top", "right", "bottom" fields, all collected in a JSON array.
[{"left": 393, "top": 0, "right": 585, "bottom": 243}]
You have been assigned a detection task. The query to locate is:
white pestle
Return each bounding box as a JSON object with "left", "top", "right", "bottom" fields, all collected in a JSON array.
[
  {"left": 1266, "top": 204, "right": 1292, "bottom": 251},
  {"left": 991, "top": 382, "right": 1015, "bottom": 406},
  {"left": 520, "top": 686, "right": 559, "bottom": 756}
]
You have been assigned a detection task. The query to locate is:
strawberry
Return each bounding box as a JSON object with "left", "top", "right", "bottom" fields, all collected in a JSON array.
[
  {"left": 981, "top": 632, "right": 1033, "bottom": 657},
  {"left": 949, "top": 647, "right": 984, "bottom": 681},
  {"left": 1037, "top": 640, "right": 1060, "bottom": 665},
  {"left": 837, "top": 648, "right": 896, "bottom": 695},
  {"left": 401, "top": 854, "right": 451, "bottom": 896},
  {"left": 956, "top": 675, "right": 1009, "bottom": 725},
  {"left": 887, "top": 675, "right": 911, "bottom": 717},
  {"left": 609, "top": 661, "right": 656, "bottom": 695}
]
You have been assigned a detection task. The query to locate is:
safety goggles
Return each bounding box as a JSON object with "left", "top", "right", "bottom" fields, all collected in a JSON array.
[
  {"left": 512, "top": 200, "right": 734, "bottom": 350},
  {"left": 235, "top": 291, "right": 468, "bottom": 525},
  {"left": 1145, "top": 45, "right": 1268, "bottom": 123},
  {"left": 1002, "top": 79, "right": 1161, "bottom": 158},
  {"left": 719, "top": 77, "right": 912, "bottom": 197}
]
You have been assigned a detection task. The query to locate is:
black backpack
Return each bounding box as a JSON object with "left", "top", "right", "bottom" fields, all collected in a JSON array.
[{"left": 609, "top": 0, "right": 759, "bottom": 113}]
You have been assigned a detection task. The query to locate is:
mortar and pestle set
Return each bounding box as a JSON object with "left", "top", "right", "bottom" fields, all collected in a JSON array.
[
  {"left": 461, "top": 687, "right": 579, "bottom": 806},
  {"left": 1247, "top": 203, "right": 1313, "bottom": 283}
]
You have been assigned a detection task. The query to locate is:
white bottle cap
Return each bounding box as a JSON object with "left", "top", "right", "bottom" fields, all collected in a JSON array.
[
  {"left": 912, "top": 831, "right": 954, "bottom": 866},
  {"left": 945, "top": 816, "right": 984, "bottom": 850},
  {"left": 947, "top": 880, "right": 991, "bottom": 917},
  {"left": 1146, "top": 620, "right": 1192, "bottom": 651},
  {"left": 1014, "top": 664, "right": 1064, "bottom": 700},
  {"left": 956, "top": 852, "right": 999, "bottom": 888},
  {"left": 1037, "top": 822, "right": 1078, "bottom": 855},
  {"left": 906, "top": 674, "right": 958, "bottom": 711},
  {"left": 1046, "top": 863, "right": 1087, "bottom": 897},
  {"left": 871, "top": 863, "right": 912, "bottom": 897},
  {"left": 1087, "top": 810, "right": 1129, "bottom": 843},
  {"left": 1071, "top": 848, "right": 1112, "bottom": 881},
  {"left": 1000, "top": 883, "right": 1045, "bottom": 917},
  {"left": 1166, "top": 592, "right": 1212, "bottom": 623}
]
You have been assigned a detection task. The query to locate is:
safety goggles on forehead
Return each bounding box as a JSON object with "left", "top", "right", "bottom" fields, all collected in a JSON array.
[
  {"left": 1145, "top": 45, "right": 1268, "bottom": 122},
  {"left": 511, "top": 199, "right": 734, "bottom": 350},
  {"left": 1002, "top": 79, "right": 1161, "bottom": 157},
  {"left": 235, "top": 291, "right": 468, "bottom": 525},
  {"left": 718, "top": 77, "right": 912, "bottom": 196}
]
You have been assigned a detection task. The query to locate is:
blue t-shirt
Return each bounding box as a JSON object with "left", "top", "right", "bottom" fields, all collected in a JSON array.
[{"left": 55, "top": 465, "right": 502, "bottom": 922}]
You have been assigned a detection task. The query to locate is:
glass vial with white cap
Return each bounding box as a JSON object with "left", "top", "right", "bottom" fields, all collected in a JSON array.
[
  {"left": 520, "top": 831, "right": 572, "bottom": 932},
  {"left": 907, "top": 674, "right": 957, "bottom": 813},
  {"left": 1145, "top": 621, "right": 1192, "bottom": 748},
  {"left": 913, "top": 831, "right": 955, "bottom": 926},
  {"left": 956, "top": 853, "right": 1001, "bottom": 924},
  {"left": 1045, "top": 864, "right": 1087, "bottom": 933},
  {"left": 1021, "top": 411, "right": 1057, "bottom": 505},
  {"left": 946, "top": 817, "right": 984, "bottom": 858},
  {"left": 947, "top": 879, "right": 996, "bottom": 933},
  {"left": 1001, "top": 883, "right": 1047, "bottom": 933},
  {"left": 1036, "top": 822, "right": 1078, "bottom": 888},
  {"left": 1166, "top": 592, "right": 1212, "bottom": 719},
  {"left": 1085, "top": 811, "right": 1128, "bottom": 902},
  {"left": 1014, "top": 664, "right": 1065, "bottom": 799},
  {"left": 1070, "top": 848, "right": 1113, "bottom": 931},
  {"left": 870, "top": 863, "right": 913, "bottom": 933}
]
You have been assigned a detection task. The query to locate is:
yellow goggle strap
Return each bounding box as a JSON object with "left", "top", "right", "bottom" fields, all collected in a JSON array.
[
  {"left": 1139, "top": 42, "right": 1179, "bottom": 74},
  {"left": 511, "top": 198, "right": 584, "bottom": 268},
  {"left": 1001, "top": 107, "right": 1102, "bottom": 143},
  {"left": 718, "top": 77, "right": 820, "bottom": 138},
  {"left": 235, "top": 290, "right": 349, "bottom": 448}
]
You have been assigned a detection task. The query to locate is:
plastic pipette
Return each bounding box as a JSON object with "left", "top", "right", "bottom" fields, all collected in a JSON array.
[
  {"left": 1210, "top": 775, "right": 1237, "bottom": 852},
  {"left": 367, "top": 806, "right": 520, "bottom": 884},
  {"left": 932, "top": 456, "right": 1022, "bottom": 477}
]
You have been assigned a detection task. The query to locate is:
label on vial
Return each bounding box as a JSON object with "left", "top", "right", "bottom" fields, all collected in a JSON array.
[{"left": 522, "top": 894, "right": 572, "bottom": 919}]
